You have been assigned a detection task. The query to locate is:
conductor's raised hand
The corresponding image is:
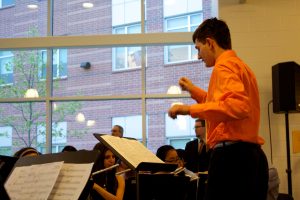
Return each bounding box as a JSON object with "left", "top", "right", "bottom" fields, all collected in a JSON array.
[
  {"left": 179, "top": 77, "right": 194, "bottom": 92},
  {"left": 168, "top": 104, "right": 190, "bottom": 119}
]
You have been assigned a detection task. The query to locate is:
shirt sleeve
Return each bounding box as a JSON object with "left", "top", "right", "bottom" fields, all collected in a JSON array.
[
  {"left": 189, "top": 64, "right": 251, "bottom": 123},
  {"left": 190, "top": 85, "right": 207, "bottom": 103}
]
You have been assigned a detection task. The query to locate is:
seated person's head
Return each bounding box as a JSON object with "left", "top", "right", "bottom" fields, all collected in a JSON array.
[
  {"left": 111, "top": 125, "right": 124, "bottom": 138},
  {"left": 176, "top": 149, "right": 186, "bottom": 167},
  {"left": 93, "top": 143, "right": 116, "bottom": 170},
  {"left": 93, "top": 142, "right": 102, "bottom": 152},
  {"left": 156, "top": 145, "right": 180, "bottom": 166},
  {"left": 14, "top": 147, "right": 40, "bottom": 158},
  {"left": 61, "top": 145, "right": 77, "bottom": 152}
]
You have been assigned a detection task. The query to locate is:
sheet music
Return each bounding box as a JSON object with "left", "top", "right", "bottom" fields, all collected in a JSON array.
[
  {"left": 48, "top": 163, "right": 94, "bottom": 200},
  {"left": 101, "top": 135, "right": 163, "bottom": 169},
  {"left": 4, "top": 161, "right": 64, "bottom": 200}
]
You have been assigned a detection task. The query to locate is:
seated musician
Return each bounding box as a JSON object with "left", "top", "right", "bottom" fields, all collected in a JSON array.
[{"left": 89, "top": 143, "right": 125, "bottom": 200}]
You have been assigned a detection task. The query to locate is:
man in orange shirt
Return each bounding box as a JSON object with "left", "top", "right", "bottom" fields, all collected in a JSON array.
[{"left": 168, "top": 18, "right": 268, "bottom": 200}]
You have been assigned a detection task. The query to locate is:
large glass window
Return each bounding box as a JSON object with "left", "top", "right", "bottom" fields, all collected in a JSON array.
[
  {"left": 0, "top": 0, "right": 215, "bottom": 155},
  {"left": 0, "top": 51, "right": 13, "bottom": 85}
]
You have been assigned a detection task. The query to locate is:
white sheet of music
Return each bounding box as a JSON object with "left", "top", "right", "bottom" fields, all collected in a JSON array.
[
  {"left": 48, "top": 162, "right": 94, "bottom": 200},
  {"left": 101, "top": 135, "right": 163, "bottom": 169},
  {"left": 4, "top": 161, "right": 64, "bottom": 200}
]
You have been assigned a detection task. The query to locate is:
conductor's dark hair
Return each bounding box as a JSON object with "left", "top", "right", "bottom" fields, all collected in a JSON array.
[
  {"left": 156, "top": 145, "right": 175, "bottom": 161},
  {"left": 192, "top": 17, "right": 232, "bottom": 50}
]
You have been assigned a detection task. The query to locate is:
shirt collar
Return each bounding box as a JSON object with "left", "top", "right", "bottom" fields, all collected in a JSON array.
[{"left": 215, "top": 50, "right": 237, "bottom": 65}]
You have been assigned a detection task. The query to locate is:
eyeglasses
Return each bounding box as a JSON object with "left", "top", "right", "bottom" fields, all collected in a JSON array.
[
  {"left": 165, "top": 157, "right": 180, "bottom": 163},
  {"left": 194, "top": 126, "right": 203, "bottom": 129}
]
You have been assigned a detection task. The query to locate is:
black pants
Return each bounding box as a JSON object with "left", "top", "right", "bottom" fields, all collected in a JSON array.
[{"left": 205, "top": 142, "right": 269, "bottom": 200}]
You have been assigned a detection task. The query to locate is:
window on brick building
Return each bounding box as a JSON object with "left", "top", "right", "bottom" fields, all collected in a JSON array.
[
  {"left": 0, "top": 0, "right": 14, "bottom": 8},
  {"left": 112, "top": 115, "right": 146, "bottom": 140},
  {"left": 165, "top": 13, "right": 203, "bottom": 63},
  {"left": 112, "top": 24, "right": 142, "bottom": 71},
  {"left": 165, "top": 113, "right": 196, "bottom": 149},
  {"left": 0, "top": 51, "right": 13, "bottom": 85},
  {"left": 40, "top": 49, "right": 67, "bottom": 80},
  {"left": 36, "top": 122, "right": 67, "bottom": 153},
  {"left": 0, "top": 126, "right": 12, "bottom": 156}
]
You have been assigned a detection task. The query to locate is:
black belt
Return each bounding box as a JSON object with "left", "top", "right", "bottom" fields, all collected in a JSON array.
[
  {"left": 213, "top": 141, "right": 238, "bottom": 149},
  {"left": 213, "top": 141, "right": 259, "bottom": 149}
]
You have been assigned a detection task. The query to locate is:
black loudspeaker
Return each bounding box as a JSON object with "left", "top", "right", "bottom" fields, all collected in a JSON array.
[{"left": 272, "top": 61, "right": 300, "bottom": 113}]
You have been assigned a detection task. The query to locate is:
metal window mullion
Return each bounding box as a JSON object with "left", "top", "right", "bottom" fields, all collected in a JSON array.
[
  {"left": 45, "top": 0, "right": 53, "bottom": 154},
  {"left": 140, "top": 0, "right": 147, "bottom": 145}
]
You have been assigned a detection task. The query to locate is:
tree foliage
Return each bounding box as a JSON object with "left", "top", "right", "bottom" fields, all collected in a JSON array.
[{"left": 0, "top": 27, "right": 83, "bottom": 149}]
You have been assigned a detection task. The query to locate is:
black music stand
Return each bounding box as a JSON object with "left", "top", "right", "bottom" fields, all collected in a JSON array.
[
  {"left": 94, "top": 134, "right": 190, "bottom": 200},
  {"left": 6, "top": 150, "right": 99, "bottom": 200},
  {"left": 0, "top": 155, "right": 18, "bottom": 200}
]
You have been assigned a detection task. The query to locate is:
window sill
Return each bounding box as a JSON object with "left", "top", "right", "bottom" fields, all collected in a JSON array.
[{"left": 164, "top": 59, "right": 201, "bottom": 67}]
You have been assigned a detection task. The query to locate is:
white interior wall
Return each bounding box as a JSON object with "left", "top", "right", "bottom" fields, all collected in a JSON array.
[{"left": 219, "top": 0, "right": 300, "bottom": 198}]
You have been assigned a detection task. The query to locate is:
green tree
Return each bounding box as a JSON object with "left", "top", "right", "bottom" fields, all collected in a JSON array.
[{"left": 0, "top": 28, "right": 84, "bottom": 152}]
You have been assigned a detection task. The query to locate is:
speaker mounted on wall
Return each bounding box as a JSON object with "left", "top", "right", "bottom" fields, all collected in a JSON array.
[
  {"left": 272, "top": 61, "right": 300, "bottom": 113},
  {"left": 80, "top": 62, "right": 91, "bottom": 69}
]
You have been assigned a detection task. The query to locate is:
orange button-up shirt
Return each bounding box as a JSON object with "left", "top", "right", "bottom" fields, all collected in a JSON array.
[{"left": 189, "top": 50, "right": 264, "bottom": 148}]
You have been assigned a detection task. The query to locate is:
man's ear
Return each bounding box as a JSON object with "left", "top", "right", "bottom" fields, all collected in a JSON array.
[{"left": 206, "top": 38, "right": 215, "bottom": 48}]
